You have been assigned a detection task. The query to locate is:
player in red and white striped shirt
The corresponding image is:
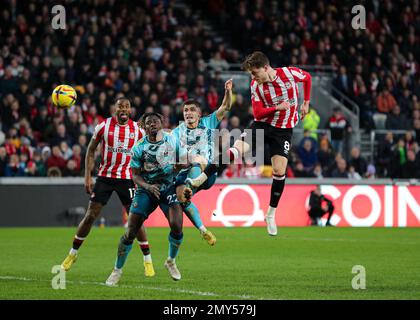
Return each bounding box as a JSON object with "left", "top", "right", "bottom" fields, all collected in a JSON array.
[
  {"left": 188, "top": 52, "right": 312, "bottom": 236},
  {"left": 93, "top": 109, "right": 142, "bottom": 180},
  {"left": 61, "top": 98, "right": 155, "bottom": 277}
]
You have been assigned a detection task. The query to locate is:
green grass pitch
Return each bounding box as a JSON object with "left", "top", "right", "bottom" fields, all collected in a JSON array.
[{"left": 0, "top": 227, "right": 419, "bottom": 300}]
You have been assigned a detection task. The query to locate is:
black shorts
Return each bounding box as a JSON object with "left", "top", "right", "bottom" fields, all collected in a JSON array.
[
  {"left": 241, "top": 121, "right": 293, "bottom": 159},
  {"left": 90, "top": 177, "right": 136, "bottom": 206}
]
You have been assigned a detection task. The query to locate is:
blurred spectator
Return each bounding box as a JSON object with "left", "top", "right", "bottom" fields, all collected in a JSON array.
[
  {"left": 32, "top": 151, "right": 47, "bottom": 177},
  {"left": 297, "top": 138, "right": 317, "bottom": 172},
  {"left": 228, "top": 116, "right": 243, "bottom": 131},
  {"left": 365, "top": 164, "right": 376, "bottom": 179},
  {"left": 63, "top": 159, "right": 80, "bottom": 177},
  {"left": 47, "top": 146, "right": 66, "bottom": 173},
  {"left": 26, "top": 161, "right": 37, "bottom": 177},
  {"left": 348, "top": 147, "right": 368, "bottom": 177},
  {"left": 65, "top": 111, "right": 81, "bottom": 143},
  {"left": 333, "top": 66, "right": 351, "bottom": 96},
  {"left": 302, "top": 105, "right": 320, "bottom": 140},
  {"left": 330, "top": 158, "right": 348, "bottom": 178},
  {"left": 0, "top": 128, "right": 5, "bottom": 146},
  {"left": 377, "top": 89, "right": 397, "bottom": 113},
  {"left": 32, "top": 107, "right": 50, "bottom": 141},
  {"left": 414, "top": 119, "right": 420, "bottom": 145},
  {"left": 71, "top": 144, "right": 83, "bottom": 174},
  {"left": 300, "top": 129, "right": 319, "bottom": 150},
  {"left": 385, "top": 105, "right": 411, "bottom": 130},
  {"left": 0, "top": 146, "right": 7, "bottom": 176},
  {"left": 18, "top": 153, "right": 29, "bottom": 176},
  {"left": 376, "top": 132, "right": 394, "bottom": 177},
  {"left": 404, "top": 131, "right": 415, "bottom": 150},
  {"left": 4, "top": 154, "right": 25, "bottom": 177},
  {"left": 208, "top": 52, "right": 229, "bottom": 72},
  {"left": 355, "top": 85, "right": 375, "bottom": 131},
  {"left": 293, "top": 161, "right": 316, "bottom": 178},
  {"left": 313, "top": 164, "right": 323, "bottom": 179},
  {"left": 41, "top": 146, "right": 52, "bottom": 164},
  {"left": 316, "top": 139, "right": 335, "bottom": 174},
  {"left": 326, "top": 107, "right": 351, "bottom": 155},
  {"left": 60, "top": 141, "right": 73, "bottom": 161},
  {"left": 229, "top": 94, "right": 252, "bottom": 127},
  {"left": 50, "top": 123, "right": 73, "bottom": 147},
  {"left": 206, "top": 86, "right": 219, "bottom": 111},
  {"left": 402, "top": 149, "right": 420, "bottom": 179},
  {"left": 391, "top": 139, "right": 407, "bottom": 178},
  {"left": 348, "top": 165, "right": 362, "bottom": 180}
]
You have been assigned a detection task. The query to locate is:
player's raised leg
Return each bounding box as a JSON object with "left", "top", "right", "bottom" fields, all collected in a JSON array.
[
  {"left": 61, "top": 201, "right": 103, "bottom": 271},
  {"left": 176, "top": 162, "right": 216, "bottom": 246},
  {"left": 186, "top": 139, "right": 250, "bottom": 188}
]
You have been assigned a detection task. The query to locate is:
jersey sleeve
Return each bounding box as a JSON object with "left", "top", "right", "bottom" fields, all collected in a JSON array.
[
  {"left": 92, "top": 121, "right": 106, "bottom": 141},
  {"left": 130, "top": 142, "right": 143, "bottom": 169},
  {"left": 201, "top": 111, "right": 220, "bottom": 129},
  {"left": 251, "top": 81, "right": 278, "bottom": 119},
  {"left": 288, "top": 67, "right": 312, "bottom": 101}
]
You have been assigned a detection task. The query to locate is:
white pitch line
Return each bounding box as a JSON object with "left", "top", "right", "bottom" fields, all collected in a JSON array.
[{"left": 0, "top": 275, "right": 277, "bottom": 300}]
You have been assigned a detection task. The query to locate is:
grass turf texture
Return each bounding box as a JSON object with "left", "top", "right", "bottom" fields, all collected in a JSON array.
[{"left": 0, "top": 227, "right": 419, "bottom": 300}]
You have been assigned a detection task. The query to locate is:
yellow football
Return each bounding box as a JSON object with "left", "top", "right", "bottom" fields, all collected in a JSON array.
[{"left": 52, "top": 85, "right": 77, "bottom": 109}]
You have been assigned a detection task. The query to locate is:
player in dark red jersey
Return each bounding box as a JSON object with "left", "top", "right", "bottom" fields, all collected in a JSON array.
[
  {"left": 61, "top": 98, "right": 155, "bottom": 277},
  {"left": 186, "top": 51, "right": 311, "bottom": 236}
]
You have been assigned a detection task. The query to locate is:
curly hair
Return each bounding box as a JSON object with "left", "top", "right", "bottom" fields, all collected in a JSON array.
[{"left": 138, "top": 112, "right": 164, "bottom": 129}]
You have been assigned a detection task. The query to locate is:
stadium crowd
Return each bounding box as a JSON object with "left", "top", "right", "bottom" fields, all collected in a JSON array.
[{"left": 0, "top": 0, "right": 419, "bottom": 179}]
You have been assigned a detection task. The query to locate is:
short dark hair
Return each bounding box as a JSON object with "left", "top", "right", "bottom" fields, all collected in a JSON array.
[
  {"left": 138, "top": 112, "right": 163, "bottom": 129},
  {"left": 242, "top": 51, "right": 270, "bottom": 71},
  {"left": 182, "top": 99, "right": 202, "bottom": 110},
  {"left": 115, "top": 97, "right": 130, "bottom": 105}
]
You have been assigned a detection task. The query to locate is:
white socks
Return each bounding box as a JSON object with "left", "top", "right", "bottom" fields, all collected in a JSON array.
[
  {"left": 199, "top": 226, "right": 207, "bottom": 233},
  {"left": 228, "top": 147, "right": 240, "bottom": 161},
  {"left": 266, "top": 206, "right": 276, "bottom": 217},
  {"left": 192, "top": 173, "right": 208, "bottom": 187},
  {"left": 143, "top": 254, "right": 152, "bottom": 263}
]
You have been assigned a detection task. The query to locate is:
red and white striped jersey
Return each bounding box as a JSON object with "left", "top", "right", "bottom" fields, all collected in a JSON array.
[
  {"left": 92, "top": 117, "right": 144, "bottom": 180},
  {"left": 250, "top": 67, "right": 312, "bottom": 129}
]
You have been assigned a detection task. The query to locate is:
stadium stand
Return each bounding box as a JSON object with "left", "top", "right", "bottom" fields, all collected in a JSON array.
[{"left": 0, "top": 0, "right": 419, "bottom": 179}]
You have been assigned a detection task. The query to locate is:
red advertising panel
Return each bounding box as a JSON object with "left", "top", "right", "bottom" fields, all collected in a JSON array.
[{"left": 142, "top": 184, "right": 420, "bottom": 227}]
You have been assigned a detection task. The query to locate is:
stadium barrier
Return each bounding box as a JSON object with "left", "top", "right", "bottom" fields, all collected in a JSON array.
[{"left": 0, "top": 178, "right": 419, "bottom": 227}]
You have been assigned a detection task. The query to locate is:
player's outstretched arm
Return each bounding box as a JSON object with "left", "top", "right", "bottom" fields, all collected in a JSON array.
[
  {"left": 216, "top": 79, "right": 233, "bottom": 121},
  {"left": 84, "top": 137, "right": 100, "bottom": 194}
]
